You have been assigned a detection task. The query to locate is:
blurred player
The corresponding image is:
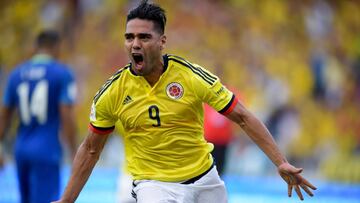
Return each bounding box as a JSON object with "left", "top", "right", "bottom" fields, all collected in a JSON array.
[
  {"left": 53, "top": 1, "right": 316, "bottom": 203},
  {"left": 0, "top": 30, "right": 77, "bottom": 203}
]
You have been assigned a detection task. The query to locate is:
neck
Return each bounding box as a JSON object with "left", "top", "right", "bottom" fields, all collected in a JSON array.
[
  {"left": 36, "top": 48, "right": 57, "bottom": 58},
  {"left": 144, "top": 56, "right": 164, "bottom": 87},
  {"left": 144, "top": 65, "right": 163, "bottom": 87}
]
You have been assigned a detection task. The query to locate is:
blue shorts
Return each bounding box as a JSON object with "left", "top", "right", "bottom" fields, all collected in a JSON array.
[{"left": 16, "top": 158, "right": 60, "bottom": 203}]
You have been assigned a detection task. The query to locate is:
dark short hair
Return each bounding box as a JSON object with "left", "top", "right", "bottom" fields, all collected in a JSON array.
[
  {"left": 126, "top": 0, "right": 167, "bottom": 34},
  {"left": 36, "top": 30, "right": 60, "bottom": 48}
]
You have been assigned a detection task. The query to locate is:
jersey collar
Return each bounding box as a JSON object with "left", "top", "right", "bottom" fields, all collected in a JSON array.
[
  {"left": 31, "top": 53, "right": 53, "bottom": 63},
  {"left": 129, "top": 54, "right": 169, "bottom": 76},
  {"left": 162, "top": 54, "right": 168, "bottom": 73}
]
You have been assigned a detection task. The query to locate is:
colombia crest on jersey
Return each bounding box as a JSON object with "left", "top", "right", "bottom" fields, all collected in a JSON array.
[{"left": 89, "top": 54, "right": 237, "bottom": 181}]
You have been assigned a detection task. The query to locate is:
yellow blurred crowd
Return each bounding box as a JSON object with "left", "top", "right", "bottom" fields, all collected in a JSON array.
[{"left": 1, "top": 0, "right": 359, "bottom": 182}]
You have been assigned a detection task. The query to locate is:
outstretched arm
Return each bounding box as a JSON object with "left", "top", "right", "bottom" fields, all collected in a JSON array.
[
  {"left": 52, "top": 131, "right": 110, "bottom": 203},
  {"left": 225, "top": 101, "right": 316, "bottom": 200}
]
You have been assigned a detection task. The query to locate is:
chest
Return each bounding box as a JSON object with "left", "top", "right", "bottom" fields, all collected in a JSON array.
[{"left": 115, "top": 79, "right": 201, "bottom": 129}]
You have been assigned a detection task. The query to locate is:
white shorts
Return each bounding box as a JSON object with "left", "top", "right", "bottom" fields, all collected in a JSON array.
[
  {"left": 132, "top": 166, "right": 227, "bottom": 203},
  {"left": 116, "top": 171, "right": 136, "bottom": 203}
]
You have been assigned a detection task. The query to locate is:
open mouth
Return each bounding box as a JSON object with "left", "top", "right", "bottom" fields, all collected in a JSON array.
[{"left": 132, "top": 53, "right": 144, "bottom": 65}]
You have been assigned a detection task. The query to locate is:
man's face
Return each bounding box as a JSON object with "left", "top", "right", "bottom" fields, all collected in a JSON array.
[{"left": 125, "top": 18, "right": 166, "bottom": 76}]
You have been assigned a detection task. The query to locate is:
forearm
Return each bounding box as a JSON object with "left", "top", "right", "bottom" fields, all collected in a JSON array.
[
  {"left": 226, "top": 105, "right": 317, "bottom": 200},
  {"left": 63, "top": 120, "right": 77, "bottom": 159},
  {"left": 0, "top": 106, "right": 13, "bottom": 155},
  {"left": 240, "top": 114, "right": 287, "bottom": 167},
  {"left": 60, "top": 132, "right": 107, "bottom": 202},
  {"left": 60, "top": 105, "right": 78, "bottom": 159},
  {"left": 61, "top": 143, "right": 98, "bottom": 202},
  {"left": 0, "top": 106, "right": 13, "bottom": 142},
  {"left": 226, "top": 103, "right": 287, "bottom": 167}
]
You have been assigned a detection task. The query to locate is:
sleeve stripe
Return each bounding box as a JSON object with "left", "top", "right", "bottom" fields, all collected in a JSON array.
[
  {"left": 218, "top": 94, "right": 238, "bottom": 115},
  {"left": 169, "top": 55, "right": 217, "bottom": 81},
  {"left": 89, "top": 123, "right": 115, "bottom": 135},
  {"left": 168, "top": 55, "right": 216, "bottom": 85},
  {"left": 171, "top": 58, "right": 214, "bottom": 85},
  {"left": 93, "top": 65, "right": 129, "bottom": 104}
]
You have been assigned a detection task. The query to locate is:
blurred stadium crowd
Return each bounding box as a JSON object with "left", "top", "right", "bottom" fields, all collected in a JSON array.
[{"left": 0, "top": 0, "right": 359, "bottom": 183}]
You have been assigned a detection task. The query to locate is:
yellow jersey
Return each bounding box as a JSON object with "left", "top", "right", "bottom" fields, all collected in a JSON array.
[{"left": 89, "top": 54, "right": 237, "bottom": 182}]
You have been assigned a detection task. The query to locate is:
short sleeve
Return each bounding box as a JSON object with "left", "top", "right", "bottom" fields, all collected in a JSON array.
[
  {"left": 191, "top": 64, "right": 237, "bottom": 115},
  {"left": 89, "top": 87, "right": 117, "bottom": 134},
  {"left": 59, "top": 67, "right": 77, "bottom": 105},
  {"left": 88, "top": 68, "right": 126, "bottom": 134}
]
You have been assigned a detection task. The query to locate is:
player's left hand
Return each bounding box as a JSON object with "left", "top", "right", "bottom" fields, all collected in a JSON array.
[{"left": 278, "top": 162, "right": 317, "bottom": 201}]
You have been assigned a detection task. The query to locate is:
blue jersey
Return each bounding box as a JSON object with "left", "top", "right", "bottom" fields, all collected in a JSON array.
[{"left": 2, "top": 54, "right": 76, "bottom": 163}]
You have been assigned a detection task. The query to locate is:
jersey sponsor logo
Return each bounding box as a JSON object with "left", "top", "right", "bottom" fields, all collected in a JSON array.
[
  {"left": 166, "top": 82, "right": 184, "bottom": 100},
  {"left": 122, "top": 95, "right": 133, "bottom": 105},
  {"left": 216, "top": 86, "right": 225, "bottom": 95}
]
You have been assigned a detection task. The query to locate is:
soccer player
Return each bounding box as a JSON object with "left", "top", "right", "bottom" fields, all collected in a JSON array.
[
  {"left": 0, "top": 30, "right": 77, "bottom": 203},
  {"left": 53, "top": 1, "right": 316, "bottom": 203}
]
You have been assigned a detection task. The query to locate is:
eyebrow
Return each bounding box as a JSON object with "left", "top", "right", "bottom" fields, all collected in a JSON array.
[
  {"left": 124, "top": 33, "right": 134, "bottom": 38},
  {"left": 124, "top": 33, "right": 152, "bottom": 38}
]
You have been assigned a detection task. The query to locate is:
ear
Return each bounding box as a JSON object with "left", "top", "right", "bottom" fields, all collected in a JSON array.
[{"left": 160, "top": 35, "right": 166, "bottom": 50}]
